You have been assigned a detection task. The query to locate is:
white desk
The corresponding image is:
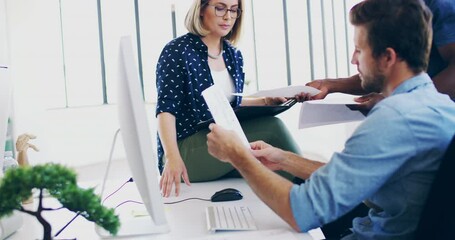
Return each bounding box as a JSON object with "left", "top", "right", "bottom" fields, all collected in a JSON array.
[{"left": 8, "top": 178, "right": 321, "bottom": 239}]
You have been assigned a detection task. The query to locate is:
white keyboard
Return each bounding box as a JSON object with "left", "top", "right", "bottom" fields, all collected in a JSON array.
[{"left": 206, "top": 205, "right": 257, "bottom": 232}]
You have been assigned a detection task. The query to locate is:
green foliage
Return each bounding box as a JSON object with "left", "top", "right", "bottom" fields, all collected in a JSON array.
[
  {"left": 57, "top": 185, "right": 120, "bottom": 234},
  {"left": 0, "top": 163, "right": 120, "bottom": 235},
  {"left": 0, "top": 166, "right": 35, "bottom": 216}
]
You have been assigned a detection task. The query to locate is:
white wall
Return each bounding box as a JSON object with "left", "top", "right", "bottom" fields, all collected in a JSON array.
[
  {"left": 5, "top": 0, "right": 130, "bottom": 166},
  {"left": 0, "top": 0, "right": 8, "bottom": 66}
]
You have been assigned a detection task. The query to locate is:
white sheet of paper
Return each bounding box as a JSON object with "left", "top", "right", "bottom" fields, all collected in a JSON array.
[
  {"left": 202, "top": 85, "right": 250, "bottom": 148},
  {"left": 232, "top": 85, "right": 321, "bottom": 98},
  {"left": 299, "top": 93, "right": 366, "bottom": 129}
]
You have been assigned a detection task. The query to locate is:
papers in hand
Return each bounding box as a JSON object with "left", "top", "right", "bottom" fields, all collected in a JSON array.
[
  {"left": 233, "top": 85, "right": 321, "bottom": 98},
  {"left": 202, "top": 85, "right": 250, "bottom": 148},
  {"left": 299, "top": 93, "right": 366, "bottom": 128}
]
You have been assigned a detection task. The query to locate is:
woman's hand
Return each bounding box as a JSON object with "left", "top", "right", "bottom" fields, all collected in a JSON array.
[
  {"left": 159, "top": 155, "right": 191, "bottom": 197},
  {"left": 240, "top": 97, "right": 286, "bottom": 106},
  {"left": 264, "top": 97, "right": 287, "bottom": 106},
  {"left": 157, "top": 112, "right": 191, "bottom": 197}
]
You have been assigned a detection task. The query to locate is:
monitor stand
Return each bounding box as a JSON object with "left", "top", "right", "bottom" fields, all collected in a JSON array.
[
  {"left": 0, "top": 211, "right": 23, "bottom": 240},
  {"left": 95, "top": 213, "right": 169, "bottom": 238}
]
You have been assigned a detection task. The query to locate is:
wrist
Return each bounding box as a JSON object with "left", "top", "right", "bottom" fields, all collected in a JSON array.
[
  {"left": 322, "top": 79, "right": 336, "bottom": 93},
  {"left": 275, "top": 150, "right": 292, "bottom": 171},
  {"left": 230, "top": 148, "right": 255, "bottom": 169},
  {"left": 164, "top": 152, "right": 182, "bottom": 162}
]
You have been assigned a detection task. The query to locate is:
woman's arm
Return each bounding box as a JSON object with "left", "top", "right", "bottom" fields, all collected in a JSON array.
[{"left": 157, "top": 112, "right": 190, "bottom": 197}]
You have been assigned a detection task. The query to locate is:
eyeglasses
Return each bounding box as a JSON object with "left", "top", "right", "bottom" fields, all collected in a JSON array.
[{"left": 207, "top": 4, "right": 242, "bottom": 19}]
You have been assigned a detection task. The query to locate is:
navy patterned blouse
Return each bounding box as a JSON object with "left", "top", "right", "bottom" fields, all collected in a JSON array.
[{"left": 155, "top": 33, "right": 245, "bottom": 171}]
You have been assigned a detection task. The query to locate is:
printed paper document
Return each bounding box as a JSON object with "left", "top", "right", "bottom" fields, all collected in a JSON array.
[
  {"left": 299, "top": 93, "right": 366, "bottom": 129},
  {"left": 202, "top": 85, "right": 250, "bottom": 147}
]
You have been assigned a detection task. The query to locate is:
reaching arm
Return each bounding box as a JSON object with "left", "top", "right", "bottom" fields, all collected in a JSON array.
[
  {"left": 432, "top": 42, "right": 455, "bottom": 99},
  {"left": 157, "top": 112, "right": 190, "bottom": 197},
  {"left": 304, "top": 74, "right": 385, "bottom": 113},
  {"left": 306, "top": 74, "right": 368, "bottom": 100}
]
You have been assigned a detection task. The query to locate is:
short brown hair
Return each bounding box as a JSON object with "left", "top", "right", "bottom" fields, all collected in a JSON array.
[
  {"left": 185, "top": 0, "right": 244, "bottom": 45},
  {"left": 350, "top": 0, "right": 433, "bottom": 73}
]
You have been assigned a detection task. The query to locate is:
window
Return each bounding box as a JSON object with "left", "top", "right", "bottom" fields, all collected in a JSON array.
[{"left": 60, "top": 0, "right": 103, "bottom": 107}]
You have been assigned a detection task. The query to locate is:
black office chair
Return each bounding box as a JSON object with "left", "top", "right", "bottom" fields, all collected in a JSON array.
[{"left": 414, "top": 135, "right": 455, "bottom": 240}]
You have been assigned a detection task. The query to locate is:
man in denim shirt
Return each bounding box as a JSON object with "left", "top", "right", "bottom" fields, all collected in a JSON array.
[
  {"left": 206, "top": 0, "right": 455, "bottom": 239},
  {"left": 306, "top": 0, "right": 455, "bottom": 105},
  {"left": 301, "top": 0, "right": 455, "bottom": 237}
]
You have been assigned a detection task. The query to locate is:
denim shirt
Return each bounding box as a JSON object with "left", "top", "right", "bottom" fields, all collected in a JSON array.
[
  {"left": 290, "top": 73, "right": 455, "bottom": 239},
  {"left": 155, "top": 33, "right": 245, "bottom": 171}
]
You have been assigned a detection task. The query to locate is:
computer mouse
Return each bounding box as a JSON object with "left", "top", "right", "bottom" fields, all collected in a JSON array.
[{"left": 211, "top": 188, "right": 243, "bottom": 202}]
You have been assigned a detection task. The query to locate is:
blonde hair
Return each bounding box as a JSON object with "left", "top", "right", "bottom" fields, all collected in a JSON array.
[{"left": 184, "top": 0, "right": 244, "bottom": 45}]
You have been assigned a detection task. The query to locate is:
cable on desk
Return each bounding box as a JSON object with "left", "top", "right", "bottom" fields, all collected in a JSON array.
[
  {"left": 54, "top": 177, "right": 133, "bottom": 238},
  {"left": 55, "top": 129, "right": 213, "bottom": 238},
  {"left": 56, "top": 127, "right": 123, "bottom": 239},
  {"left": 54, "top": 212, "right": 80, "bottom": 238},
  {"left": 102, "top": 177, "right": 133, "bottom": 205},
  {"left": 113, "top": 197, "right": 211, "bottom": 207},
  {"left": 100, "top": 128, "right": 121, "bottom": 199},
  {"left": 164, "top": 198, "right": 211, "bottom": 204},
  {"left": 55, "top": 181, "right": 212, "bottom": 237},
  {"left": 114, "top": 200, "right": 144, "bottom": 209}
]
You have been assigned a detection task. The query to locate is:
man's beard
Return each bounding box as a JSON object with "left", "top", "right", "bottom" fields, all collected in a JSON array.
[{"left": 360, "top": 70, "right": 386, "bottom": 93}]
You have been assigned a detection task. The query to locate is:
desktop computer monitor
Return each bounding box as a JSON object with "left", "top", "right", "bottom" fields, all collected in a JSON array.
[
  {"left": 0, "top": 66, "right": 24, "bottom": 239},
  {"left": 96, "top": 36, "right": 169, "bottom": 237},
  {"left": 0, "top": 65, "right": 12, "bottom": 178}
]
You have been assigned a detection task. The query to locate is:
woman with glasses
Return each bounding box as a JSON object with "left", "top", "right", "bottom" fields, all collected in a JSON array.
[{"left": 156, "top": 0, "right": 301, "bottom": 197}]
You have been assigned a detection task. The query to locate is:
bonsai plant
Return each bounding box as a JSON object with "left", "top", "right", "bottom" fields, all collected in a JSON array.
[{"left": 0, "top": 163, "right": 120, "bottom": 240}]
